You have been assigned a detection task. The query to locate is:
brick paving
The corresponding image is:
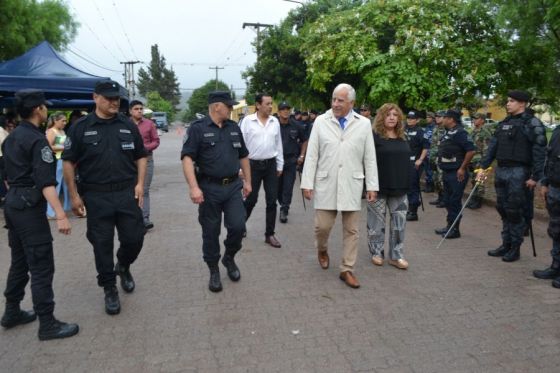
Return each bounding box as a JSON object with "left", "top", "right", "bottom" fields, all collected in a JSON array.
[{"left": 1, "top": 125, "right": 559, "bottom": 372}]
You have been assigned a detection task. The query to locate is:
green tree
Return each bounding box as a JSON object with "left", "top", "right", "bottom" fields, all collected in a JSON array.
[
  {"left": 0, "top": 0, "right": 77, "bottom": 60},
  {"left": 137, "top": 45, "right": 181, "bottom": 107},
  {"left": 146, "top": 91, "right": 174, "bottom": 122},
  {"left": 301, "top": 0, "right": 508, "bottom": 110},
  {"left": 489, "top": 0, "right": 560, "bottom": 109},
  {"left": 184, "top": 80, "right": 232, "bottom": 122}
]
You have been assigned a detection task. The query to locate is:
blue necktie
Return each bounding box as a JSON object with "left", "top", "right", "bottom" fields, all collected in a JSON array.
[{"left": 338, "top": 117, "right": 346, "bottom": 130}]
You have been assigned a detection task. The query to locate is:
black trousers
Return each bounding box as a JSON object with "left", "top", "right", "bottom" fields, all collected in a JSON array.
[
  {"left": 3, "top": 190, "right": 55, "bottom": 317},
  {"left": 198, "top": 179, "right": 246, "bottom": 264},
  {"left": 244, "top": 158, "right": 278, "bottom": 236},
  {"left": 277, "top": 157, "right": 297, "bottom": 211},
  {"left": 442, "top": 170, "right": 468, "bottom": 225},
  {"left": 82, "top": 187, "right": 144, "bottom": 288}
]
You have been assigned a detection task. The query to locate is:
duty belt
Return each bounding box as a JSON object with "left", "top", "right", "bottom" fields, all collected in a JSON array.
[
  {"left": 250, "top": 157, "right": 275, "bottom": 165},
  {"left": 80, "top": 180, "right": 135, "bottom": 192},
  {"left": 198, "top": 174, "right": 238, "bottom": 186}
]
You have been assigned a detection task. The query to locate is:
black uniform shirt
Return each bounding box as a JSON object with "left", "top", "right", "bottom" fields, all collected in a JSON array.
[
  {"left": 1, "top": 121, "right": 56, "bottom": 189},
  {"left": 181, "top": 116, "right": 249, "bottom": 178},
  {"left": 62, "top": 112, "right": 147, "bottom": 184},
  {"left": 279, "top": 118, "right": 308, "bottom": 157},
  {"left": 405, "top": 125, "right": 430, "bottom": 160},
  {"left": 437, "top": 125, "right": 475, "bottom": 171}
]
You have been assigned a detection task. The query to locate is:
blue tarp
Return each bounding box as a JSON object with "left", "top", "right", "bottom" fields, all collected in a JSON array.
[{"left": 0, "top": 41, "right": 127, "bottom": 107}]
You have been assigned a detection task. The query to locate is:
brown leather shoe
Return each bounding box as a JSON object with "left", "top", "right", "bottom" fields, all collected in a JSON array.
[
  {"left": 388, "top": 258, "right": 409, "bottom": 270},
  {"left": 265, "top": 235, "right": 281, "bottom": 248},
  {"left": 318, "top": 251, "right": 329, "bottom": 269},
  {"left": 339, "top": 271, "right": 360, "bottom": 288}
]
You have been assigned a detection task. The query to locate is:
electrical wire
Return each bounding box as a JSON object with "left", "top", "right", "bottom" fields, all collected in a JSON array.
[
  {"left": 111, "top": 0, "right": 139, "bottom": 60},
  {"left": 92, "top": 0, "right": 129, "bottom": 60},
  {"left": 66, "top": 48, "right": 122, "bottom": 73}
]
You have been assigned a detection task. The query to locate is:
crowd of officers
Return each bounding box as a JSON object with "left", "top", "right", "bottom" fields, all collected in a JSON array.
[{"left": 2, "top": 84, "right": 560, "bottom": 342}]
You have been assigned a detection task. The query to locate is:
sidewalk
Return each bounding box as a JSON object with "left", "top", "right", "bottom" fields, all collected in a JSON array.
[{"left": 1, "top": 126, "right": 558, "bottom": 372}]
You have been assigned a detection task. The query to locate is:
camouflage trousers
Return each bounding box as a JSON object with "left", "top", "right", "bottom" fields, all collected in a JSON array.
[
  {"left": 430, "top": 161, "right": 443, "bottom": 193},
  {"left": 495, "top": 166, "right": 530, "bottom": 248}
]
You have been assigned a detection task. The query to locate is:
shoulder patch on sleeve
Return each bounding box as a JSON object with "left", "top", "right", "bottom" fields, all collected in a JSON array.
[{"left": 41, "top": 146, "right": 54, "bottom": 163}]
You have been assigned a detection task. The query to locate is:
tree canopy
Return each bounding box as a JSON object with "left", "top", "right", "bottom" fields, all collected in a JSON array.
[
  {"left": 0, "top": 0, "right": 77, "bottom": 61},
  {"left": 184, "top": 80, "right": 233, "bottom": 122},
  {"left": 137, "top": 45, "right": 181, "bottom": 107}
]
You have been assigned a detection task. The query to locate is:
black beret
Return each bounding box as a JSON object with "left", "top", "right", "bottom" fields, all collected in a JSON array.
[
  {"left": 208, "top": 91, "right": 238, "bottom": 106},
  {"left": 15, "top": 89, "right": 52, "bottom": 107},
  {"left": 507, "top": 90, "right": 530, "bottom": 102},
  {"left": 95, "top": 80, "right": 121, "bottom": 97},
  {"left": 278, "top": 101, "right": 291, "bottom": 110}
]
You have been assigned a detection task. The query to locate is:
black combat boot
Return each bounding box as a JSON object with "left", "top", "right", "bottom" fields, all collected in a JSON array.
[
  {"left": 533, "top": 259, "right": 560, "bottom": 279},
  {"left": 208, "top": 263, "right": 223, "bottom": 292},
  {"left": 445, "top": 223, "right": 461, "bottom": 239},
  {"left": 552, "top": 277, "right": 560, "bottom": 289},
  {"left": 406, "top": 205, "right": 418, "bottom": 221},
  {"left": 467, "top": 196, "right": 482, "bottom": 209},
  {"left": 103, "top": 286, "right": 121, "bottom": 315},
  {"left": 435, "top": 224, "right": 450, "bottom": 235},
  {"left": 221, "top": 254, "right": 241, "bottom": 282},
  {"left": 279, "top": 207, "right": 288, "bottom": 223},
  {"left": 502, "top": 245, "right": 520, "bottom": 262},
  {"left": 429, "top": 193, "right": 442, "bottom": 205},
  {"left": 488, "top": 244, "right": 510, "bottom": 257},
  {"left": 115, "top": 262, "right": 135, "bottom": 293},
  {"left": 1, "top": 303, "right": 36, "bottom": 329},
  {"left": 38, "top": 315, "right": 79, "bottom": 341},
  {"left": 436, "top": 199, "right": 446, "bottom": 208}
]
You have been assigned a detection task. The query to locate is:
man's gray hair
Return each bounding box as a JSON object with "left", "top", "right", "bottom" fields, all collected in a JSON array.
[{"left": 333, "top": 83, "right": 356, "bottom": 102}]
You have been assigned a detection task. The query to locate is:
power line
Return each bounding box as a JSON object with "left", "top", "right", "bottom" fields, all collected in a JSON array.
[
  {"left": 66, "top": 48, "right": 122, "bottom": 73},
  {"left": 92, "top": 0, "right": 129, "bottom": 60},
  {"left": 111, "top": 0, "right": 139, "bottom": 60},
  {"left": 68, "top": 3, "right": 121, "bottom": 62}
]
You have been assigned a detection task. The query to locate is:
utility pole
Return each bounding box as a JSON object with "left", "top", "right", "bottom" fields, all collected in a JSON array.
[
  {"left": 120, "top": 61, "right": 141, "bottom": 99},
  {"left": 242, "top": 22, "right": 273, "bottom": 61},
  {"left": 209, "top": 66, "right": 224, "bottom": 89}
]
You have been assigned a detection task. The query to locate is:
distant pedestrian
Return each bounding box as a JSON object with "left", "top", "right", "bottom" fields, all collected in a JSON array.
[
  {"left": 181, "top": 91, "right": 251, "bottom": 292},
  {"left": 129, "top": 100, "right": 160, "bottom": 230},
  {"left": 301, "top": 83, "right": 378, "bottom": 289},
  {"left": 239, "top": 93, "right": 284, "bottom": 248},
  {"left": 368, "top": 103, "right": 411, "bottom": 270},
  {"left": 1, "top": 89, "right": 78, "bottom": 341},
  {"left": 63, "top": 80, "right": 148, "bottom": 315},
  {"left": 45, "top": 112, "right": 70, "bottom": 218}
]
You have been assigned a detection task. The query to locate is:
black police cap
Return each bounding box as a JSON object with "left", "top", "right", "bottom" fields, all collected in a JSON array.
[
  {"left": 507, "top": 90, "right": 530, "bottom": 103},
  {"left": 278, "top": 101, "right": 291, "bottom": 110},
  {"left": 443, "top": 109, "right": 462, "bottom": 123},
  {"left": 95, "top": 80, "right": 121, "bottom": 97},
  {"left": 208, "top": 91, "right": 238, "bottom": 106},
  {"left": 310, "top": 109, "right": 319, "bottom": 115},
  {"left": 15, "top": 89, "right": 52, "bottom": 108},
  {"left": 406, "top": 111, "right": 418, "bottom": 119}
]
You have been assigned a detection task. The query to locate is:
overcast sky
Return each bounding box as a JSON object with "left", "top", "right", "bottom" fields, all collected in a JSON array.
[{"left": 63, "top": 0, "right": 301, "bottom": 98}]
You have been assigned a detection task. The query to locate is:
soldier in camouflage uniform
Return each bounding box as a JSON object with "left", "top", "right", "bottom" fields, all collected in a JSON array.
[
  {"left": 467, "top": 113, "right": 493, "bottom": 209},
  {"left": 428, "top": 111, "right": 446, "bottom": 207}
]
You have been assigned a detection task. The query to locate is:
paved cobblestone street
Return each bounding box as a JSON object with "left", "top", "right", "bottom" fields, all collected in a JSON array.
[{"left": 1, "top": 126, "right": 559, "bottom": 372}]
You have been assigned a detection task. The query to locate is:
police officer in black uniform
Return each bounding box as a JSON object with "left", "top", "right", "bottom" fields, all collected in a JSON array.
[
  {"left": 479, "top": 90, "right": 547, "bottom": 262},
  {"left": 405, "top": 111, "right": 429, "bottom": 221},
  {"left": 1, "top": 90, "right": 78, "bottom": 340},
  {"left": 63, "top": 80, "right": 147, "bottom": 315},
  {"left": 277, "top": 101, "right": 308, "bottom": 223},
  {"left": 533, "top": 124, "right": 560, "bottom": 288},
  {"left": 434, "top": 109, "right": 475, "bottom": 238},
  {"left": 181, "top": 91, "right": 252, "bottom": 293}
]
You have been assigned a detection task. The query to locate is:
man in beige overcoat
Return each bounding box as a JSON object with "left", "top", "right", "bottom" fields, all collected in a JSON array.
[{"left": 301, "top": 83, "right": 378, "bottom": 288}]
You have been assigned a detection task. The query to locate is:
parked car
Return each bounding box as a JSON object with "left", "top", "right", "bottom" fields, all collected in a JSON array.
[
  {"left": 461, "top": 116, "right": 472, "bottom": 128},
  {"left": 152, "top": 112, "right": 169, "bottom": 132}
]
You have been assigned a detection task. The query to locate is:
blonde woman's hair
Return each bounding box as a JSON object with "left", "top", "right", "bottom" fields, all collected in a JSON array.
[
  {"left": 373, "top": 103, "right": 406, "bottom": 140},
  {"left": 47, "top": 112, "right": 66, "bottom": 128}
]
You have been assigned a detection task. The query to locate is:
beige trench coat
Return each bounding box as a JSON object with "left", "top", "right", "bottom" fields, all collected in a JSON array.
[{"left": 301, "top": 109, "right": 378, "bottom": 211}]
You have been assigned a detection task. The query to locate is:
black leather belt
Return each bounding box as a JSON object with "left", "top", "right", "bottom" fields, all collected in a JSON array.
[
  {"left": 198, "top": 174, "right": 238, "bottom": 186},
  {"left": 250, "top": 158, "right": 275, "bottom": 165},
  {"left": 497, "top": 160, "right": 528, "bottom": 168},
  {"left": 80, "top": 180, "right": 135, "bottom": 192}
]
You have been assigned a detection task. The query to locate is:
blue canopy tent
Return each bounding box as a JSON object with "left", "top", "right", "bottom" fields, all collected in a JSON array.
[{"left": 0, "top": 41, "right": 127, "bottom": 110}]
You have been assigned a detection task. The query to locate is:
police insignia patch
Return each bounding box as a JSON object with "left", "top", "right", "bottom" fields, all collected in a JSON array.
[{"left": 41, "top": 146, "right": 54, "bottom": 163}]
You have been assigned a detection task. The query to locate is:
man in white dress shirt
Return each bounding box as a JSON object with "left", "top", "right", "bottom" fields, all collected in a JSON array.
[
  {"left": 239, "top": 93, "right": 284, "bottom": 248},
  {"left": 301, "top": 83, "right": 378, "bottom": 288}
]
